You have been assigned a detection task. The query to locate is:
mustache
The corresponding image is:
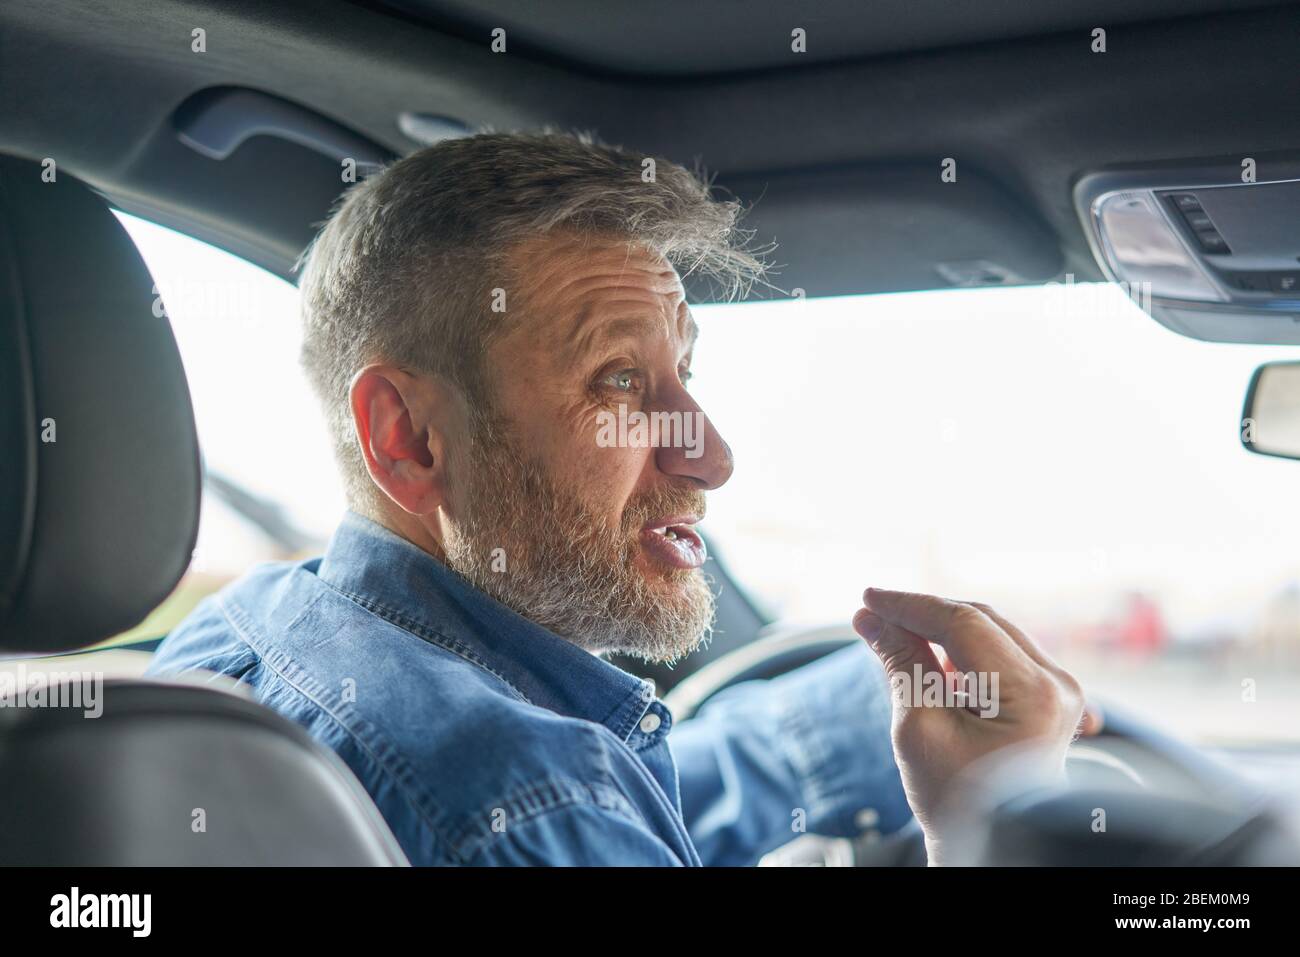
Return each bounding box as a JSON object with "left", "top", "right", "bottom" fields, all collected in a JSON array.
[{"left": 619, "top": 485, "right": 708, "bottom": 536}]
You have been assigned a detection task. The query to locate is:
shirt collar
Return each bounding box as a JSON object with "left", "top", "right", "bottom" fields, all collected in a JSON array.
[{"left": 316, "top": 510, "right": 667, "bottom": 744}]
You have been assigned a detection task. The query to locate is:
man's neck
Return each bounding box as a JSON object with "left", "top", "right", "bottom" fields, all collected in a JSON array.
[{"left": 362, "top": 503, "right": 448, "bottom": 564}]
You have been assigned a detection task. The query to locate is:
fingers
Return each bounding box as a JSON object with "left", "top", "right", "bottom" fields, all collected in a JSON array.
[
  {"left": 958, "top": 599, "right": 1100, "bottom": 735},
  {"left": 852, "top": 607, "right": 944, "bottom": 681},
  {"left": 860, "top": 589, "right": 1092, "bottom": 734},
  {"left": 959, "top": 600, "right": 1061, "bottom": 675},
  {"left": 862, "top": 588, "right": 1032, "bottom": 676}
]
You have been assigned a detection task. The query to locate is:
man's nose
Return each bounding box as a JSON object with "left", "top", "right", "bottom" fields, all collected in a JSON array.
[{"left": 653, "top": 391, "right": 734, "bottom": 490}]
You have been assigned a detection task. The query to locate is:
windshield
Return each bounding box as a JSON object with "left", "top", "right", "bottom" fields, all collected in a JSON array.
[{"left": 119, "top": 213, "right": 1300, "bottom": 749}]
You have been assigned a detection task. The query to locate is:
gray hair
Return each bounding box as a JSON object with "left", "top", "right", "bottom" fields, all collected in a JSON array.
[{"left": 297, "top": 130, "right": 763, "bottom": 514}]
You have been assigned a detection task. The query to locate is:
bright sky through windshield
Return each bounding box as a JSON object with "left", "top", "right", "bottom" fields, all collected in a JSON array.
[{"left": 688, "top": 286, "right": 1299, "bottom": 637}]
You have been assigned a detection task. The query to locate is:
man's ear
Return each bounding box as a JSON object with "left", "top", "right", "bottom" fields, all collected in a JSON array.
[{"left": 349, "top": 365, "right": 457, "bottom": 516}]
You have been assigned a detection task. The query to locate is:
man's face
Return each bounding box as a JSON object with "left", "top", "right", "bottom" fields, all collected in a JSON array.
[{"left": 440, "top": 235, "right": 735, "bottom": 663}]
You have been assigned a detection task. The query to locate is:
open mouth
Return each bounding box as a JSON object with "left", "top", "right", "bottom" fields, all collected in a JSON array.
[{"left": 639, "top": 517, "right": 707, "bottom": 570}]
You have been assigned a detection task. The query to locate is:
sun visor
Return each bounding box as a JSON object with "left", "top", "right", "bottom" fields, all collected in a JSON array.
[{"left": 686, "top": 163, "right": 1063, "bottom": 303}]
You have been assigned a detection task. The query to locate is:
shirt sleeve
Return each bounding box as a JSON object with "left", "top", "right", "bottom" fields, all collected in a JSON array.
[{"left": 668, "top": 642, "right": 914, "bottom": 866}]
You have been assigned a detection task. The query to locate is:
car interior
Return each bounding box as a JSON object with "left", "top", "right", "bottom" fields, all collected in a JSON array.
[{"left": 3, "top": 0, "right": 1300, "bottom": 867}]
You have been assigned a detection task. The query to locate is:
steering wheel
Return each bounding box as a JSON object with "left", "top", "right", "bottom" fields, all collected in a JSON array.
[{"left": 664, "top": 626, "right": 1299, "bottom": 865}]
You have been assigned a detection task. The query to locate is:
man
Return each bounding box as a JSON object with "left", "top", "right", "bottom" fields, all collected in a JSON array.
[{"left": 148, "top": 132, "right": 1091, "bottom": 865}]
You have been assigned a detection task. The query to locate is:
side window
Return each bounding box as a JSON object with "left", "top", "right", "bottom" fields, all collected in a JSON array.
[{"left": 113, "top": 214, "right": 344, "bottom": 641}]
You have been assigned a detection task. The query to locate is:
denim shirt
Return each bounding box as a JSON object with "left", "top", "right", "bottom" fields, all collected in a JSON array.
[{"left": 146, "top": 511, "right": 912, "bottom": 865}]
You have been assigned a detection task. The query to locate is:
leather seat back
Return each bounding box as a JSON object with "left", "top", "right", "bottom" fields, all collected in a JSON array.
[{"left": 0, "top": 155, "right": 406, "bottom": 865}]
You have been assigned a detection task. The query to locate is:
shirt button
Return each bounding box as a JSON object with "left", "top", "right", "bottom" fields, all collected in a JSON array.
[{"left": 639, "top": 712, "right": 662, "bottom": 734}]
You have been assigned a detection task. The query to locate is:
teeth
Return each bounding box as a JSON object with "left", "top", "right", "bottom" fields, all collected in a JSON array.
[{"left": 647, "top": 525, "right": 691, "bottom": 541}]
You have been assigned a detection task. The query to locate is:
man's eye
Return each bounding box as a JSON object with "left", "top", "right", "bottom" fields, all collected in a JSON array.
[{"left": 602, "top": 369, "right": 640, "bottom": 392}]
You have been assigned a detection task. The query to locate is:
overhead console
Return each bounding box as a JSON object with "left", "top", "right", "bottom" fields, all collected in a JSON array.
[{"left": 1075, "top": 160, "right": 1300, "bottom": 344}]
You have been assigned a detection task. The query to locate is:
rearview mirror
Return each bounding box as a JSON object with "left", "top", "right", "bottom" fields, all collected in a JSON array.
[{"left": 1243, "top": 361, "right": 1300, "bottom": 459}]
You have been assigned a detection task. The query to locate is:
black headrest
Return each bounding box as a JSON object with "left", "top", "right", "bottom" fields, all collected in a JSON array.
[{"left": 0, "top": 156, "right": 200, "bottom": 653}]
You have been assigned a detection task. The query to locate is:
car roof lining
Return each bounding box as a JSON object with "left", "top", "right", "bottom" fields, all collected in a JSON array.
[
  {"left": 363, "top": 0, "right": 1293, "bottom": 78},
  {"left": 4, "top": 0, "right": 1300, "bottom": 298}
]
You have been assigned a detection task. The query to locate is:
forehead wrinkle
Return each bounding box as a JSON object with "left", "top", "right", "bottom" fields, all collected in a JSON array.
[
  {"left": 552, "top": 259, "right": 681, "bottom": 305},
  {"left": 563, "top": 311, "right": 673, "bottom": 371},
  {"left": 510, "top": 238, "right": 688, "bottom": 367},
  {"left": 559, "top": 284, "right": 687, "bottom": 367},
  {"left": 521, "top": 236, "right": 676, "bottom": 301}
]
